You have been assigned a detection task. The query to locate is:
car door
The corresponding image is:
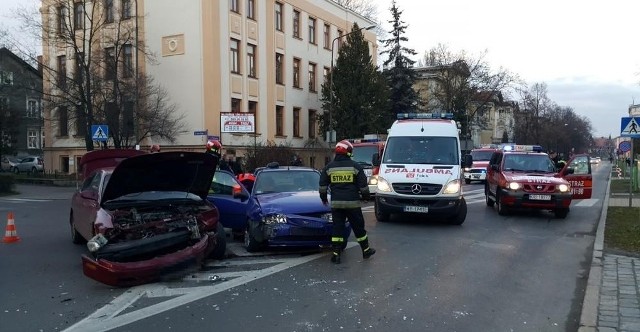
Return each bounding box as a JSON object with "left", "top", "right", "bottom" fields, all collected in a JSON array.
[
  {"left": 207, "top": 171, "right": 250, "bottom": 231},
  {"left": 72, "top": 172, "right": 102, "bottom": 239},
  {"left": 562, "top": 154, "right": 592, "bottom": 199}
]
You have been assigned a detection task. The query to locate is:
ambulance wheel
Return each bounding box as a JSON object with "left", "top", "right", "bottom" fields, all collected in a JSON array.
[
  {"left": 374, "top": 200, "right": 390, "bottom": 222},
  {"left": 447, "top": 198, "right": 466, "bottom": 225},
  {"left": 464, "top": 178, "right": 471, "bottom": 184},
  {"left": 555, "top": 208, "right": 569, "bottom": 219},
  {"left": 496, "top": 191, "right": 509, "bottom": 216}
]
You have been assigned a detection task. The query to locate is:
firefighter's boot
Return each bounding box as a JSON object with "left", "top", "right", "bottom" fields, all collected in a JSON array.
[
  {"left": 330, "top": 251, "right": 341, "bottom": 264},
  {"left": 358, "top": 236, "right": 376, "bottom": 259},
  {"left": 330, "top": 239, "right": 343, "bottom": 264}
]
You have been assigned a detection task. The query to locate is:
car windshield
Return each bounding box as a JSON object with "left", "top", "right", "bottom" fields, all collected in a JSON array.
[
  {"left": 351, "top": 145, "right": 379, "bottom": 167},
  {"left": 471, "top": 150, "right": 494, "bottom": 161},
  {"left": 503, "top": 154, "right": 556, "bottom": 173},
  {"left": 382, "top": 136, "right": 459, "bottom": 165},
  {"left": 253, "top": 170, "right": 320, "bottom": 194}
]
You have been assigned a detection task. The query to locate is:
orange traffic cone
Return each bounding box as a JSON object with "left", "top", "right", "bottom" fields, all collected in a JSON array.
[{"left": 2, "top": 212, "right": 20, "bottom": 243}]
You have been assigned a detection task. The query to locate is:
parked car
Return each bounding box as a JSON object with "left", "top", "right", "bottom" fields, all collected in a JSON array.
[
  {"left": 13, "top": 156, "right": 44, "bottom": 174},
  {"left": 208, "top": 163, "right": 351, "bottom": 252},
  {"left": 69, "top": 150, "right": 226, "bottom": 287},
  {"left": 1, "top": 156, "right": 20, "bottom": 172}
]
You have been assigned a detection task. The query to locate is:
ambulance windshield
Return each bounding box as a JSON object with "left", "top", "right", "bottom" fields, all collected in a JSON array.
[{"left": 383, "top": 136, "right": 459, "bottom": 165}]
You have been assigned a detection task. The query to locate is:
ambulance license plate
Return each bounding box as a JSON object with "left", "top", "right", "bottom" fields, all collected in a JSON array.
[
  {"left": 529, "top": 194, "right": 551, "bottom": 201},
  {"left": 404, "top": 206, "right": 428, "bottom": 213}
]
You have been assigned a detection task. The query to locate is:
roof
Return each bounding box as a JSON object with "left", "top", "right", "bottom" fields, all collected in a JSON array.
[{"left": 0, "top": 47, "right": 42, "bottom": 78}]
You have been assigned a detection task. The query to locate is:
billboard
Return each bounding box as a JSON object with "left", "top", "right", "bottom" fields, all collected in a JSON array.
[{"left": 221, "top": 112, "right": 255, "bottom": 133}]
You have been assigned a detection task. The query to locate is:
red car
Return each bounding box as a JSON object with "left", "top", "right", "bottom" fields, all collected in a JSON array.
[{"left": 70, "top": 150, "right": 226, "bottom": 287}]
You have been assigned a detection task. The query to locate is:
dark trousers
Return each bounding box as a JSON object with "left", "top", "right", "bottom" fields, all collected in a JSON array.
[{"left": 331, "top": 207, "right": 368, "bottom": 252}]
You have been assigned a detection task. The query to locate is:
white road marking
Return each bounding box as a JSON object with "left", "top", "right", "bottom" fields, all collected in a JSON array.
[
  {"left": 573, "top": 199, "right": 600, "bottom": 207},
  {"left": 63, "top": 243, "right": 357, "bottom": 332},
  {"left": 0, "top": 198, "right": 52, "bottom": 203}
]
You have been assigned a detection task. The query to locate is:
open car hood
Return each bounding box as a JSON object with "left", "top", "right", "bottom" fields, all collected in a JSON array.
[
  {"left": 102, "top": 151, "right": 218, "bottom": 203},
  {"left": 78, "top": 149, "right": 147, "bottom": 181}
]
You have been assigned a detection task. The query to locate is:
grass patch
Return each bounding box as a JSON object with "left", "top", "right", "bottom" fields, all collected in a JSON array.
[
  {"left": 605, "top": 207, "right": 640, "bottom": 255},
  {"left": 609, "top": 179, "right": 640, "bottom": 194}
]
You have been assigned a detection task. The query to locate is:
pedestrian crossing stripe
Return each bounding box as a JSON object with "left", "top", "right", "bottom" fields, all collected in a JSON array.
[{"left": 621, "top": 118, "right": 640, "bottom": 135}]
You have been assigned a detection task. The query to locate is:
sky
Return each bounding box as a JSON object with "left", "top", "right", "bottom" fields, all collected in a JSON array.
[
  {"left": 2, "top": 0, "right": 639, "bottom": 138},
  {"left": 372, "top": 0, "right": 640, "bottom": 138}
]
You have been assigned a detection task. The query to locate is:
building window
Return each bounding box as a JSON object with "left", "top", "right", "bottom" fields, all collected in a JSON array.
[
  {"left": 231, "top": 98, "right": 241, "bottom": 113},
  {"left": 104, "top": 47, "right": 116, "bottom": 80},
  {"left": 275, "top": 53, "right": 283, "bottom": 85},
  {"left": 308, "top": 17, "right": 316, "bottom": 44},
  {"left": 323, "top": 66, "right": 330, "bottom": 82},
  {"left": 293, "top": 107, "right": 300, "bottom": 137},
  {"left": 57, "top": 55, "right": 67, "bottom": 88},
  {"left": 0, "top": 71, "right": 13, "bottom": 85},
  {"left": 76, "top": 105, "right": 87, "bottom": 137},
  {"left": 293, "top": 58, "right": 301, "bottom": 88},
  {"left": 308, "top": 62, "right": 316, "bottom": 92},
  {"left": 27, "top": 100, "right": 38, "bottom": 118},
  {"left": 123, "top": 44, "right": 133, "bottom": 78},
  {"left": 122, "top": 0, "right": 132, "bottom": 19},
  {"left": 247, "top": 44, "right": 256, "bottom": 77},
  {"left": 308, "top": 109, "right": 317, "bottom": 138},
  {"left": 57, "top": 6, "right": 67, "bottom": 34},
  {"left": 276, "top": 105, "right": 284, "bottom": 136},
  {"left": 123, "top": 100, "right": 134, "bottom": 136},
  {"left": 274, "top": 2, "right": 283, "bottom": 32},
  {"left": 248, "top": 101, "right": 258, "bottom": 132},
  {"left": 292, "top": 10, "right": 300, "bottom": 38},
  {"left": 323, "top": 24, "right": 330, "bottom": 49},
  {"left": 61, "top": 156, "right": 70, "bottom": 173},
  {"left": 105, "top": 0, "right": 114, "bottom": 23},
  {"left": 74, "top": 2, "right": 83, "bottom": 30},
  {"left": 74, "top": 52, "right": 84, "bottom": 83},
  {"left": 247, "top": 0, "right": 255, "bottom": 19},
  {"left": 58, "top": 106, "right": 69, "bottom": 136},
  {"left": 230, "top": 0, "right": 239, "bottom": 13},
  {"left": 230, "top": 39, "right": 240, "bottom": 74},
  {"left": 0, "top": 97, "right": 9, "bottom": 112},
  {"left": 337, "top": 29, "right": 343, "bottom": 49}
]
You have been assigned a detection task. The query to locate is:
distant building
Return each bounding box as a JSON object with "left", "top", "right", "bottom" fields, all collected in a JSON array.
[
  {"left": 40, "top": 0, "right": 377, "bottom": 173},
  {"left": 0, "top": 47, "right": 43, "bottom": 159},
  {"left": 468, "top": 91, "right": 517, "bottom": 147}
]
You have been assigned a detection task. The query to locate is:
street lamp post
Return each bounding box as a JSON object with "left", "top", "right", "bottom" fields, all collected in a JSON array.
[{"left": 327, "top": 25, "right": 375, "bottom": 144}]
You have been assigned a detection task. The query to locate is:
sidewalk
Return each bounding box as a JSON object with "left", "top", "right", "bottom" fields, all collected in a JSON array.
[{"left": 580, "top": 178, "right": 640, "bottom": 332}]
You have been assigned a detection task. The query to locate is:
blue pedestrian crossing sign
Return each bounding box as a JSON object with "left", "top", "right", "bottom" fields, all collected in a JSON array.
[
  {"left": 91, "top": 125, "right": 109, "bottom": 142},
  {"left": 621, "top": 117, "right": 640, "bottom": 138}
]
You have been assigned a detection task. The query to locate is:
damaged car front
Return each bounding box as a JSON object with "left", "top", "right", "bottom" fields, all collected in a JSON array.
[{"left": 80, "top": 151, "right": 225, "bottom": 287}]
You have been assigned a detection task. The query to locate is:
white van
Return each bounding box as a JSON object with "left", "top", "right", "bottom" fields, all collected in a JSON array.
[{"left": 372, "top": 113, "right": 467, "bottom": 225}]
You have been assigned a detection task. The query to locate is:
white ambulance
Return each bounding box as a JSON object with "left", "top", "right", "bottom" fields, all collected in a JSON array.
[{"left": 372, "top": 113, "right": 467, "bottom": 225}]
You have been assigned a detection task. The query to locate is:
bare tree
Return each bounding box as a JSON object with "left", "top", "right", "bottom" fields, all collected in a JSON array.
[
  {"left": 331, "top": 0, "right": 378, "bottom": 21},
  {"left": 7, "top": 0, "right": 185, "bottom": 151}
]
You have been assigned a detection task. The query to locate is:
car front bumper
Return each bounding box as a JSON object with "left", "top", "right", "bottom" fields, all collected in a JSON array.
[
  {"left": 251, "top": 218, "right": 351, "bottom": 248},
  {"left": 81, "top": 233, "right": 215, "bottom": 287},
  {"left": 375, "top": 194, "right": 465, "bottom": 217},
  {"left": 498, "top": 188, "right": 572, "bottom": 209},
  {"left": 463, "top": 170, "right": 487, "bottom": 181}
]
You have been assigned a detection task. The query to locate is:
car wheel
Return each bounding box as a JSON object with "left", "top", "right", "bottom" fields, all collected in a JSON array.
[
  {"left": 244, "top": 224, "right": 262, "bottom": 252},
  {"left": 31, "top": 167, "right": 38, "bottom": 174},
  {"left": 374, "top": 199, "right": 390, "bottom": 222},
  {"left": 485, "top": 184, "right": 495, "bottom": 207},
  {"left": 13, "top": 167, "right": 19, "bottom": 174},
  {"left": 554, "top": 208, "right": 569, "bottom": 219},
  {"left": 464, "top": 178, "right": 471, "bottom": 184},
  {"left": 70, "top": 213, "right": 84, "bottom": 244},
  {"left": 209, "top": 222, "right": 227, "bottom": 259},
  {"left": 447, "top": 198, "right": 466, "bottom": 225},
  {"left": 496, "top": 191, "right": 509, "bottom": 216}
]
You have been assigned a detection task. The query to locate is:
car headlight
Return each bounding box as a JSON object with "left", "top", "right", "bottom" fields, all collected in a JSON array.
[
  {"left": 377, "top": 177, "right": 392, "bottom": 192},
  {"left": 368, "top": 175, "right": 379, "bottom": 186},
  {"left": 464, "top": 167, "right": 471, "bottom": 172},
  {"left": 321, "top": 213, "right": 333, "bottom": 222},
  {"left": 443, "top": 179, "right": 461, "bottom": 194},
  {"left": 87, "top": 233, "right": 108, "bottom": 252},
  {"left": 558, "top": 184, "right": 570, "bottom": 193},
  {"left": 262, "top": 214, "right": 288, "bottom": 225},
  {"left": 507, "top": 182, "right": 521, "bottom": 190}
]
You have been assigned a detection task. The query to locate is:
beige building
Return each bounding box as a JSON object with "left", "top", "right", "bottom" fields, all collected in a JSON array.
[
  {"left": 40, "top": 0, "right": 377, "bottom": 173},
  {"left": 468, "top": 91, "right": 517, "bottom": 146}
]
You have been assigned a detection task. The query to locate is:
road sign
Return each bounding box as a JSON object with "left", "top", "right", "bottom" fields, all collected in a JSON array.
[
  {"left": 619, "top": 141, "right": 632, "bottom": 153},
  {"left": 621, "top": 117, "right": 640, "bottom": 137},
  {"left": 91, "top": 125, "right": 109, "bottom": 142},
  {"left": 207, "top": 135, "right": 220, "bottom": 141},
  {"left": 193, "top": 130, "right": 208, "bottom": 136}
]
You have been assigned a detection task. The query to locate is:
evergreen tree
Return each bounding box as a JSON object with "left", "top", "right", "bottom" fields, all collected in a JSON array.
[
  {"left": 380, "top": 0, "right": 419, "bottom": 117},
  {"left": 320, "top": 23, "right": 389, "bottom": 141}
]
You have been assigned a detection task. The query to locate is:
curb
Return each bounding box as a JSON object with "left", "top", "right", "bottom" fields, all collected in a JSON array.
[{"left": 578, "top": 166, "right": 612, "bottom": 331}]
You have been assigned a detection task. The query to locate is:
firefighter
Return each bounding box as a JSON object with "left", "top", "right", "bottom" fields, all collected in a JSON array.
[
  {"left": 205, "top": 139, "right": 233, "bottom": 173},
  {"left": 319, "top": 140, "right": 375, "bottom": 264}
]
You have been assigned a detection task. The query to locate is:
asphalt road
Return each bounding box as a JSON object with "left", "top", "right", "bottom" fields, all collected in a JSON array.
[{"left": 0, "top": 165, "right": 609, "bottom": 332}]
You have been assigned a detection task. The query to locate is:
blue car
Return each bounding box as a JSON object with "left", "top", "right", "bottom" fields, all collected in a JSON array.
[{"left": 208, "top": 164, "right": 350, "bottom": 252}]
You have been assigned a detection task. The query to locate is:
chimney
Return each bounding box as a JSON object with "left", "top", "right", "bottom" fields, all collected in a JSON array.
[{"left": 37, "top": 55, "right": 43, "bottom": 74}]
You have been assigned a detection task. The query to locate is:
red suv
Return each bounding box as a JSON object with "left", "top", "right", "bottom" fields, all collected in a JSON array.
[{"left": 483, "top": 145, "right": 592, "bottom": 218}]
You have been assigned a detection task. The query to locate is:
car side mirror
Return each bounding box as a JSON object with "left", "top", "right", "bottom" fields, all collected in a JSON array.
[
  {"left": 371, "top": 152, "right": 380, "bottom": 167},
  {"left": 80, "top": 190, "right": 98, "bottom": 201},
  {"left": 563, "top": 167, "right": 575, "bottom": 175},
  {"left": 463, "top": 154, "right": 473, "bottom": 168},
  {"left": 233, "top": 190, "right": 249, "bottom": 201}
]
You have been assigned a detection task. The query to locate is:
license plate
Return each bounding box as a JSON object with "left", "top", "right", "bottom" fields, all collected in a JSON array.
[
  {"left": 473, "top": 175, "right": 480, "bottom": 179},
  {"left": 364, "top": 169, "right": 372, "bottom": 177},
  {"left": 529, "top": 194, "right": 551, "bottom": 201},
  {"left": 404, "top": 206, "right": 428, "bottom": 213}
]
